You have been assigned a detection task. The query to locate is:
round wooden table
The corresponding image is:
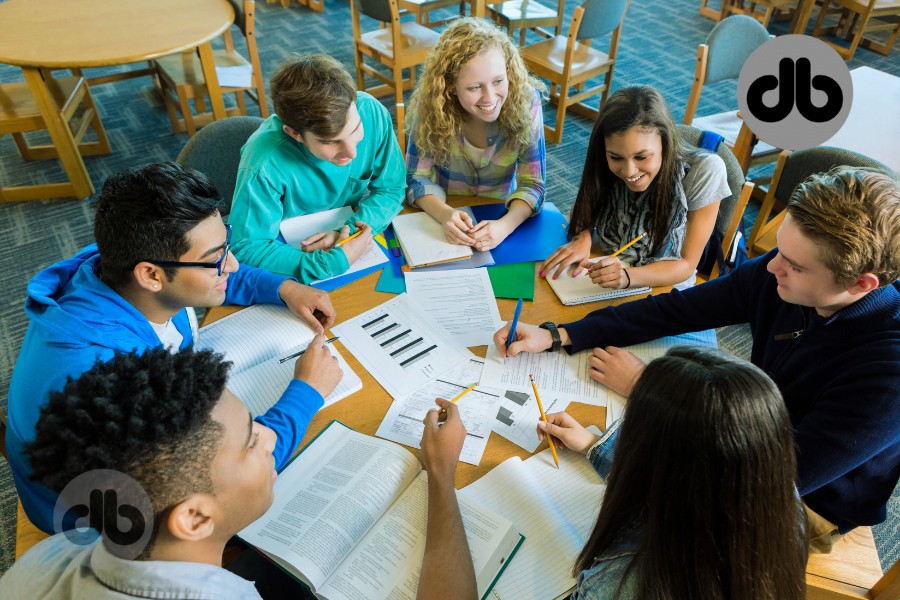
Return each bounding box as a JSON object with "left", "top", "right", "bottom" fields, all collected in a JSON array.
[{"left": 0, "top": 0, "right": 234, "bottom": 199}]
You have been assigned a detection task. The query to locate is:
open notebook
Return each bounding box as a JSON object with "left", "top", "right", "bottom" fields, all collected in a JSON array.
[
  {"left": 547, "top": 258, "right": 651, "bottom": 305},
  {"left": 392, "top": 211, "right": 473, "bottom": 268},
  {"left": 196, "top": 304, "right": 362, "bottom": 416},
  {"left": 462, "top": 426, "right": 606, "bottom": 600},
  {"left": 239, "top": 421, "right": 524, "bottom": 600}
]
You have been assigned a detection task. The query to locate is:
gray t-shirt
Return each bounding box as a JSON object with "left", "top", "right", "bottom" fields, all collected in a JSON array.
[{"left": 683, "top": 153, "right": 731, "bottom": 213}]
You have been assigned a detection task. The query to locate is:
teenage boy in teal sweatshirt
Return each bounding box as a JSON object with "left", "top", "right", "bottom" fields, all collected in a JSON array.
[{"left": 230, "top": 53, "right": 406, "bottom": 283}]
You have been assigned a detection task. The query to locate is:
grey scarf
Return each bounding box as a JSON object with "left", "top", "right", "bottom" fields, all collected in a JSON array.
[{"left": 593, "top": 161, "right": 690, "bottom": 266}]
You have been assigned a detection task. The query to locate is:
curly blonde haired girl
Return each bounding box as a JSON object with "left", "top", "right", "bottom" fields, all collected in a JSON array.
[{"left": 405, "top": 17, "right": 547, "bottom": 251}]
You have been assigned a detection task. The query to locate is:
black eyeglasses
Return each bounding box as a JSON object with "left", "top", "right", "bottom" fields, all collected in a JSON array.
[{"left": 144, "top": 225, "right": 232, "bottom": 276}]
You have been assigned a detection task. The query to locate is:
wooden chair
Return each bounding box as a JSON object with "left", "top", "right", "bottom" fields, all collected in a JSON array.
[
  {"left": 699, "top": 0, "right": 731, "bottom": 21},
  {"left": 811, "top": 0, "right": 900, "bottom": 60},
  {"left": 398, "top": 0, "right": 467, "bottom": 28},
  {"left": 153, "top": 0, "right": 268, "bottom": 138},
  {"left": 1, "top": 72, "right": 111, "bottom": 202},
  {"left": 520, "top": 0, "right": 631, "bottom": 144},
  {"left": 721, "top": 0, "right": 800, "bottom": 27},
  {"left": 746, "top": 146, "right": 890, "bottom": 258},
  {"left": 350, "top": 0, "right": 440, "bottom": 107},
  {"left": 267, "top": 0, "right": 324, "bottom": 12},
  {"left": 678, "top": 124, "right": 753, "bottom": 282},
  {"left": 396, "top": 103, "right": 407, "bottom": 159},
  {"left": 15, "top": 500, "right": 49, "bottom": 560},
  {"left": 684, "top": 16, "right": 780, "bottom": 177},
  {"left": 488, "top": 0, "right": 567, "bottom": 47},
  {"left": 806, "top": 526, "right": 900, "bottom": 600}
]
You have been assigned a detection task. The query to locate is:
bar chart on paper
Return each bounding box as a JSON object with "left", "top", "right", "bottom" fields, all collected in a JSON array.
[{"left": 332, "top": 294, "right": 470, "bottom": 399}]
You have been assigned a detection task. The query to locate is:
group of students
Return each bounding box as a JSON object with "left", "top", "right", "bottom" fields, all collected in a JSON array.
[{"left": 1, "top": 15, "right": 900, "bottom": 600}]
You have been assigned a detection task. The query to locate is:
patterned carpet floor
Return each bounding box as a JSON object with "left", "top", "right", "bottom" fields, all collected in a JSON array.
[{"left": 1, "top": 0, "right": 898, "bottom": 578}]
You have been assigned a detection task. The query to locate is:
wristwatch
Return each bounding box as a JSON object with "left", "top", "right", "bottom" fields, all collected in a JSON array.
[{"left": 538, "top": 322, "right": 562, "bottom": 352}]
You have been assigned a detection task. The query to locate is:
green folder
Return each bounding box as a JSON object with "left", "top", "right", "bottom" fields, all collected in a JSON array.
[{"left": 487, "top": 262, "right": 535, "bottom": 301}]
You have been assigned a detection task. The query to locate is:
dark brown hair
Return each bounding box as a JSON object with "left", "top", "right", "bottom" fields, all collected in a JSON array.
[
  {"left": 569, "top": 85, "right": 691, "bottom": 253},
  {"left": 270, "top": 53, "right": 357, "bottom": 138},
  {"left": 787, "top": 167, "right": 900, "bottom": 286},
  {"left": 575, "top": 346, "right": 807, "bottom": 600}
]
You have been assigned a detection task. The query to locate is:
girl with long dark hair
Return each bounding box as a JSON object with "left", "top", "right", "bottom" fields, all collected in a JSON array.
[
  {"left": 540, "top": 85, "right": 729, "bottom": 290},
  {"left": 536, "top": 346, "right": 808, "bottom": 600}
]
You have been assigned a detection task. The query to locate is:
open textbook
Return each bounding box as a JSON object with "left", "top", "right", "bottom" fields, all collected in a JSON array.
[
  {"left": 462, "top": 427, "right": 606, "bottom": 600},
  {"left": 392, "top": 211, "right": 473, "bottom": 268},
  {"left": 196, "top": 304, "right": 362, "bottom": 416},
  {"left": 239, "top": 421, "right": 524, "bottom": 600}
]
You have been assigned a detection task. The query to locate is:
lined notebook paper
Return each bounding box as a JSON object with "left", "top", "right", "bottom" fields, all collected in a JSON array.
[
  {"left": 391, "top": 212, "right": 473, "bottom": 268},
  {"left": 461, "top": 426, "right": 606, "bottom": 600},
  {"left": 197, "top": 304, "right": 362, "bottom": 415},
  {"left": 547, "top": 258, "right": 651, "bottom": 305}
]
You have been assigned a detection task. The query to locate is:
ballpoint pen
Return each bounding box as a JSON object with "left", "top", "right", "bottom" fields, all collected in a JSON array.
[{"left": 278, "top": 337, "right": 339, "bottom": 363}]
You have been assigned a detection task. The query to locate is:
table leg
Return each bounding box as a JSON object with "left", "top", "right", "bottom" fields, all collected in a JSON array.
[
  {"left": 789, "top": 0, "right": 817, "bottom": 34},
  {"left": 21, "top": 67, "right": 94, "bottom": 199},
  {"left": 197, "top": 42, "right": 227, "bottom": 121}
]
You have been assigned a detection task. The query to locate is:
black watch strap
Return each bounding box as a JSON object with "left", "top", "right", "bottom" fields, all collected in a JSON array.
[{"left": 538, "top": 322, "right": 562, "bottom": 352}]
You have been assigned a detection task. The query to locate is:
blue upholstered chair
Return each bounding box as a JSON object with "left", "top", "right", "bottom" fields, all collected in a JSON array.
[
  {"left": 519, "top": 0, "right": 631, "bottom": 144},
  {"left": 682, "top": 15, "right": 778, "bottom": 176},
  {"left": 175, "top": 115, "right": 264, "bottom": 217}
]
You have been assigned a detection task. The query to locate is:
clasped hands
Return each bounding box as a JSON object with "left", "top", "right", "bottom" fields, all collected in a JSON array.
[{"left": 440, "top": 207, "right": 512, "bottom": 252}]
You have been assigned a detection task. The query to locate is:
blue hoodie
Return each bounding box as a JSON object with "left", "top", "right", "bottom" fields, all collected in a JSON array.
[{"left": 7, "top": 245, "right": 325, "bottom": 534}]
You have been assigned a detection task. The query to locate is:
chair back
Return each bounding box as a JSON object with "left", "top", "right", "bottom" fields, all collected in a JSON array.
[
  {"left": 677, "top": 124, "right": 746, "bottom": 238},
  {"left": 704, "top": 15, "right": 769, "bottom": 85},
  {"left": 175, "top": 116, "right": 264, "bottom": 217},
  {"left": 772, "top": 147, "right": 891, "bottom": 207},
  {"left": 352, "top": 0, "right": 394, "bottom": 23},
  {"left": 576, "top": 0, "right": 629, "bottom": 40},
  {"left": 225, "top": 0, "right": 249, "bottom": 36}
]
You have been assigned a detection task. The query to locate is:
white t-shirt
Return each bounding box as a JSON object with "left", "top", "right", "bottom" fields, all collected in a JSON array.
[
  {"left": 463, "top": 136, "right": 486, "bottom": 165},
  {"left": 150, "top": 319, "right": 183, "bottom": 353}
]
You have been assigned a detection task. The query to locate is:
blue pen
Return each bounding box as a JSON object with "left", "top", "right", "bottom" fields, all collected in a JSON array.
[{"left": 507, "top": 298, "right": 523, "bottom": 357}]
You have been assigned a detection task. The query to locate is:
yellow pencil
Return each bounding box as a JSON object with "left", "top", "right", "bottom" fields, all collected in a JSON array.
[
  {"left": 530, "top": 375, "right": 559, "bottom": 469},
  {"left": 439, "top": 383, "right": 477, "bottom": 414},
  {"left": 610, "top": 232, "right": 647, "bottom": 258},
  {"left": 335, "top": 229, "right": 363, "bottom": 247}
]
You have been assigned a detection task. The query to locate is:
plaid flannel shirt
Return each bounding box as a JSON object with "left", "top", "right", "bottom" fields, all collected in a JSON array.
[{"left": 405, "top": 92, "right": 545, "bottom": 213}]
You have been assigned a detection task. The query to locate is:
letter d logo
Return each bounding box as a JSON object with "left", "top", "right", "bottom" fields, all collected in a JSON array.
[{"left": 738, "top": 36, "right": 852, "bottom": 151}]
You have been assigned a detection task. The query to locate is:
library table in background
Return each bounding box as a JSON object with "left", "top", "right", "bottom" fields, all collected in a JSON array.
[
  {"left": 206, "top": 196, "right": 675, "bottom": 489},
  {"left": 0, "top": 0, "right": 235, "bottom": 198}
]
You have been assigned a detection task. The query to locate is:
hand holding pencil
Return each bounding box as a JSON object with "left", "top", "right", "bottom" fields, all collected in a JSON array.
[
  {"left": 530, "top": 375, "right": 559, "bottom": 469},
  {"left": 587, "top": 232, "right": 647, "bottom": 290}
]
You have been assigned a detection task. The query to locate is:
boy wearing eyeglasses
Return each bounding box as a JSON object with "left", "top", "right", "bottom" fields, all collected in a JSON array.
[{"left": 7, "top": 162, "right": 342, "bottom": 536}]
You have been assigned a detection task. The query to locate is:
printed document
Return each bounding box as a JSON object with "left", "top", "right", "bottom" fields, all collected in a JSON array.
[
  {"left": 405, "top": 268, "right": 503, "bottom": 347},
  {"left": 331, "top": 294, "right": 470, "bottom": 399}
]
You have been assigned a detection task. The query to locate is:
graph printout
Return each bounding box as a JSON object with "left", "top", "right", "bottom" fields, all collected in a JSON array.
[{"left": 331, "top": 294, "right": 470, "bottom": 398}]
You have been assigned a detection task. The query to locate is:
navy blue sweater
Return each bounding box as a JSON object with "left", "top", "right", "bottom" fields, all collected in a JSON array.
[{"left": 562, "top": 250, "right": 900, "bottom": 532}]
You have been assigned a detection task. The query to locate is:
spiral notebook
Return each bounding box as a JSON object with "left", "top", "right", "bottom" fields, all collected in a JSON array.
[
  {"left": 547, "top": 258, "right": 651, "bottom": 305},
  {"left": 391, "top": 211, "right": 473, "bottom": 268}
]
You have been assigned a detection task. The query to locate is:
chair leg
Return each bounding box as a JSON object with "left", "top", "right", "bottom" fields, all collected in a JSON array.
[
  {"left": 176, "top": 88, "right": 197, "bottom": 138},
  {"left": 11, "top": 133, "right": 37, "bottom": 161},
  {"left": 548, "top": 83, "right": 569, "bottom": 144},
  {"left": 843, "top": 10, "right": 873, "bottom": 59},
  {"left": 355, "top": 47, "right": 366, "bottom": 92},
  {"left": 76, "top": 72, "right": 112, "bottom": 154},
  {"left": 812, "top": 0, "right": 832, "bottom": 35},
  {"left": 393, "top": 63, "right": 404, "bottom": 107},
  {"left": 519, "top": 27, "right": 526, "bottom": 46},
  {"left": 235, "top": 90, "right": 248, "bottom": 116}
]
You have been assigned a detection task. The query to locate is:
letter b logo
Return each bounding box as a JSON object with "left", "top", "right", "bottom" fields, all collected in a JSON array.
[
  {"left": 54, "top": 469, "right": 154, "bottom": 561},
  {"left": 738, "top": 36, "right": 852, "bottom": 151}
]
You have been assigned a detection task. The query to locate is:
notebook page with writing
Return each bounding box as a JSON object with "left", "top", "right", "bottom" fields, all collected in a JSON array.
[
  {"left": 228, "top": 343, "right": 363, "bottom": 418},
  {"left": 547, "top": 258, "right": 650, "bottom": 305},
  {"left": 392, "top": 211, "right": 473, "bottom": 268},
  {"left": 461, "top": 434, "right": 606, "bottom": 600},
  {"left": 197, "top": 304, "right": 318, "bottom": 373}
]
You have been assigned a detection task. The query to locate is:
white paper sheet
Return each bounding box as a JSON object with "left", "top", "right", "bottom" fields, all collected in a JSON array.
[
  {"left": 405, "top": 268, "right": 503, "bottom": 347},
  {"left": 331, "top": 294, "right": 470, "bottom": 399},
  {"left": 492, "top": 390, "right": 570, "bottom": 453},
  {"left": 280, "top": 208, "right": 388, "bottom": 286},
  {"left": 461, "top": 427, "right": 606, "bottom": 600},
  {"left": 376, "top": 356, "right": 498, "bottom": 465},
  {"left": 215, "top": 64, "right": 253, "bottom": 88},
  {"left": 391, "top": 211, "right": 472, "bottom": 268}
]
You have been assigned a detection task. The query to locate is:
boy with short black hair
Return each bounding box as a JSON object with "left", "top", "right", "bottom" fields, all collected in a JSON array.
[
  {"left": 496, "top": 167, "right": 900, "bottom": 553},
  {"left": 229, "top": 53, "right": 406, "bottom": 283},
  {"left": 7, "top": 162, "right": 338, "bottom": 534}
]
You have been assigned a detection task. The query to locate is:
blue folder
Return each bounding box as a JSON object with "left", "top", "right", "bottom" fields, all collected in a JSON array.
[{"left": 471, "top": 201, "right": 569, "bottom": 266}]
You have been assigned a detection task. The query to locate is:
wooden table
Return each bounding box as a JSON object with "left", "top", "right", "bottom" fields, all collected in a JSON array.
[
  {"left": 207, "top": 197, "right": 671, "bottom": 488},
  {"left": 0, "top": 0, "right": 235, "bottom": 199}
]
